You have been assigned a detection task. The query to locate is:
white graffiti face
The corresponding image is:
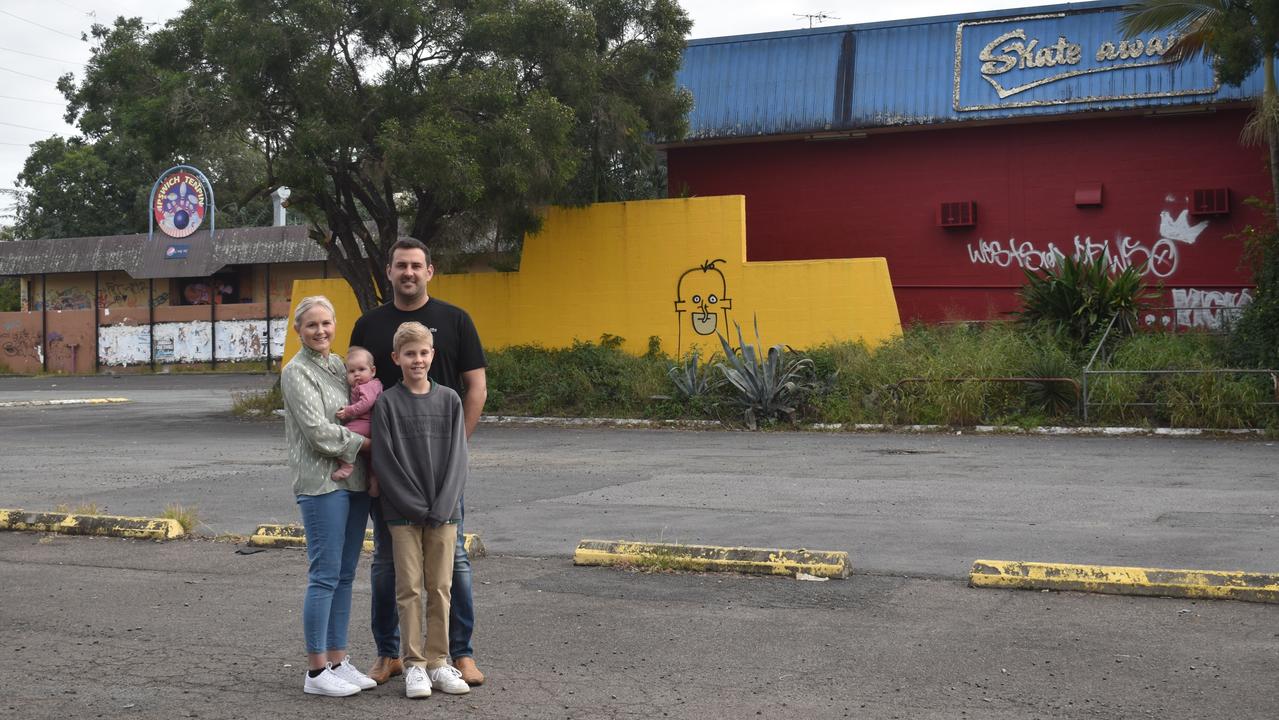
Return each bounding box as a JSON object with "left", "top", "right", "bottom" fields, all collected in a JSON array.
[{"left": 966, "top": 209, "right": 1208, "bottom": 279}]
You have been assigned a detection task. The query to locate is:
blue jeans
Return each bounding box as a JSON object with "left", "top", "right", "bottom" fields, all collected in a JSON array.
[
  {"left": 370, "top": 497, "right": 474, "bottom": 659},
  {"left": 297, "top": 489, "right": 370, "bottom": 654}
]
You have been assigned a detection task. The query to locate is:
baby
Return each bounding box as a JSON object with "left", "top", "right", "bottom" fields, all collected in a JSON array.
[{"left": 333, "top": 346, "right": 384, "bottom": 494}]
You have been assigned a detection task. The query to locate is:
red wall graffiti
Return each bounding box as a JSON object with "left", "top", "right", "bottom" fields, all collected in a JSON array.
[{"left": 667, "top": 109, "right": 1268, "bottom": 323}]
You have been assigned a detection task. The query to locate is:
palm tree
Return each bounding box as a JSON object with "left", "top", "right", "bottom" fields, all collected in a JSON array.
[{"left": 1120, "top": 0, "right": 1279, "bottom": 216}]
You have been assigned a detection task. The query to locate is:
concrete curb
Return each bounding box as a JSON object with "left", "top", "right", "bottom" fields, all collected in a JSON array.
[
  {"left": 0, "top": 508, "right": 183, "bottom": 541},
  {"left": 483, "top": 415, "right": 720, "bottom": 429},
  {"left": 249, "top": 524, "right": 486, "bottom": 557},
  {"left": 573, "top": 539, "right": 850, "bottom": 578},
  {"left": 969, "top": 559, "right": 1279, "bottom": 604},
  {"left": 0, "top": 397, "right": 130, "bottom": 409}
]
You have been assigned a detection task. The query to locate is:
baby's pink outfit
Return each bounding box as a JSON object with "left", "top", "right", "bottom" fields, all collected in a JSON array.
[
  {"left": 331, "top": 378, "right": 384, "bottom": 484},
  {"left": 342, "top": 378, "right": 384, "bottom": 437}
]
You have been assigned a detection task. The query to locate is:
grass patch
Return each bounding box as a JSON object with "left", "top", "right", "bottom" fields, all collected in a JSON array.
[
  {"left": 160, "top": 504, "right": 201, "bottom": 535},
  {"left": 232, "top": 380, "right": 283, "bottom": 418},
  {"left": 53, "top": 502, "right": 102, "bottom": 515}
]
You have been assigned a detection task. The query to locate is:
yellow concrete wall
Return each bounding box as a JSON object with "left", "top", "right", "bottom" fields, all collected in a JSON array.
[{"left": 284, "top": 195, "right": 901, "bottom": 364}]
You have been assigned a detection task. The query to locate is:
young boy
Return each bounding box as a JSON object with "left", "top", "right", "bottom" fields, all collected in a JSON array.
[{"left": 370, "top": 321, "right": 471, "bottom": 698}]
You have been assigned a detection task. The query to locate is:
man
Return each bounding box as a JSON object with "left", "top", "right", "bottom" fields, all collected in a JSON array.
[{"left": 349, "top": 237, "right": 488, "bottom": 687}]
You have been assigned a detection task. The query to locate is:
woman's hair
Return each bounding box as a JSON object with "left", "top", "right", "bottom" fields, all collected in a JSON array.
[
  {"left": 293, "top": 295, "right": 336, "bottom": 328},
  {"left": 392, "top": 321, "right": 434, "bottom": 352}
]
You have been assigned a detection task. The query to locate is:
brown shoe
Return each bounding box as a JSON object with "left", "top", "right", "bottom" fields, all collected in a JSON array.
[
  {"left": 367, "top": 656, "right": 403, "bottom": 685},
  {"left": 453, "top": 656, "right": 484, "bottom": 686}
]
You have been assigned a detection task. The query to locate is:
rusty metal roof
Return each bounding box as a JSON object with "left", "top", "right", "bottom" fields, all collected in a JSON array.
[{"left": 0, "top": 225, "right": 331, "bottom": 278}]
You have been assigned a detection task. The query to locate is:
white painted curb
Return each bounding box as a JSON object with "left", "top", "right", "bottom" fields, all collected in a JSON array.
[
  {"left": 480, "top": 415, "right": 1268, "bottom": 436},
  {"left": 0, "top": 397, "right": 129, "bottom": 409}
]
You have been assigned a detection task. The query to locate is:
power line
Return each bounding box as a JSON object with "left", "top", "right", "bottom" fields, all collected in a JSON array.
[
  {"left": 0, "top": 120, "right": 58, "bottom": 134},
  {"left": 0, "top": 142, "right": 38, "bottom": 147},
  {"left": 49, "top": 0, "right": 93, "bottom": 15},
  {"left": 0, "top": 9, "right": 84, "bottom": 41},
  {"left": 0, "top": 65, "right": 58, "bottom": 83},
  {"left": 0, "top": 45, "right": 86, "bottom": 66},
  {"left": 0, "top": 94, "right": 63, "bottom": 106}
]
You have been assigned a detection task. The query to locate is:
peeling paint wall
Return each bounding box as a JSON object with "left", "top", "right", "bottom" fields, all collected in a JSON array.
[{"left": 98, "top": 320, "right": 288, "bottom": 366}]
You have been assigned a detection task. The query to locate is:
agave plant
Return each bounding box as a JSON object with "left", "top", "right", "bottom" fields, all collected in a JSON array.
[
  {"left": 667, "top": 348, "right": 723, "bottom": 399},
  {"left": 715, "top": 318, "right": 817, "bottom": 429}
]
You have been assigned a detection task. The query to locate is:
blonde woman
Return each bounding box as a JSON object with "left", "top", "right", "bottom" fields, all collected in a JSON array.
[{"left": 281, "top": 295, "right": 377, "bottom": 696}]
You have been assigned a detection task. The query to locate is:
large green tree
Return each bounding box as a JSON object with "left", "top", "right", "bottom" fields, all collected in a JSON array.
[
  {"left": 1121, "top": 0, "right": 1279, "bottom": 212},
  {"left": 21, "top": 0, "right": 691, "bottom": 310}
]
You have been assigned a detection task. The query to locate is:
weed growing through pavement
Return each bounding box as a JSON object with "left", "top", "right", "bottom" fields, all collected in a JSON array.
[
  {"left": 54, "top": 503, "right": 102, "bottom": 515},
  {"left": 161, "top": 504, "right": 200, "bottom": 535},
  {"left": 232, "top": 380, "right": 283, "bottom": 418}
]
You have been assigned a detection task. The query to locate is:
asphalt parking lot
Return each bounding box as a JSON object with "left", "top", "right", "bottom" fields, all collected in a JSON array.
[{"left": 2, "top": 374, "right": 1279, "bottom": 718}]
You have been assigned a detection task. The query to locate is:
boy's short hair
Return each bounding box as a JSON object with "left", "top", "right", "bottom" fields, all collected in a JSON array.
[
  {"left": 392, "top": 322, "right": 434, "bottom": 353},
  {"left": 346, "top": 345, "right": 374, "bottom": 367}
]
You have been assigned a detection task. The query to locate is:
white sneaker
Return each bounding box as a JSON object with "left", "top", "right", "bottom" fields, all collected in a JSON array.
[
  {"left": 405, "top": 665, "right": 432, "bottom": 698},
  {"left": 428, "top": 664, "right": 471, "bottom": 695},
  {"left": 303, "top": 664, "right": 361, "bottom": 697},
  {"left": 330, "top": 658, "right": 377, "bottom": 690}
]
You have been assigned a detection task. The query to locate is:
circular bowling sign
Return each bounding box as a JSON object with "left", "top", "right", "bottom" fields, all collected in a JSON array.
[{"left": 153, "top": 170, "right": 208, "bottom": 238}]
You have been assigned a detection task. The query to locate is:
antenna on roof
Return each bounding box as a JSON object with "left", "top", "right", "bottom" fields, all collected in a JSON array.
[{"left": 794, "top": 11, "right": 839, "bottom": 28}]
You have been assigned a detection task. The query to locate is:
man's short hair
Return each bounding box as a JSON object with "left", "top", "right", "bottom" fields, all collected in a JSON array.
[
  {"left": 393, "top": 321, "right": 434, "bottom": 353},
  {"left": 389, "top": 237, "right": 431, "bottom": 266}
]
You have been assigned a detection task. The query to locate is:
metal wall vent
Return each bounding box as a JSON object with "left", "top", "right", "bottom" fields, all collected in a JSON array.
[
  {"left": 1191, "top": 188, "right": 1230, "bottom": 216},
  {"left": 937, "top": 201, "right": 976, "bottom": 228}
]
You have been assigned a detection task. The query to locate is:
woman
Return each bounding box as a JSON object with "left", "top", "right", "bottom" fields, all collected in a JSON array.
[{"left": 281, "top": 295, "right": 378, "bottom": 697}]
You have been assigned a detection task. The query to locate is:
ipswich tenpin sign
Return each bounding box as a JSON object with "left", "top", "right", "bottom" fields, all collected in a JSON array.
[{"left": 149, "top": 165, "right": 216, "bottom": 243}]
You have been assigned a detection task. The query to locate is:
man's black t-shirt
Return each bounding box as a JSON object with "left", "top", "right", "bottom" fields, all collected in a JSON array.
[{"left": 349, "top": 297, "right": 486, "bottom": 394}]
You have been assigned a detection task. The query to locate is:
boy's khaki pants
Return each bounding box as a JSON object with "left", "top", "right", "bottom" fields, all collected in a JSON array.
[{"left": 390, "top": 523, "right": 457, "bottom": 670}]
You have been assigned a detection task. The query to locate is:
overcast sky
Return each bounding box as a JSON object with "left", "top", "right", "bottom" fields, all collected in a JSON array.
[{"left": 0, "top": 0, "right": 1070, "bottom": 222}]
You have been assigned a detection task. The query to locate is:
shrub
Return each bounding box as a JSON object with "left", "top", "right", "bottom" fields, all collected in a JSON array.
[
  {"left": 1228, "top": 221, "right": 1279, "bottom": 369},
  {"left": 486, "top": 335, "right": 670, "bottom": 417},
  {"left": 1015, "top": 254, "right": 1153, "bottom": 352}
]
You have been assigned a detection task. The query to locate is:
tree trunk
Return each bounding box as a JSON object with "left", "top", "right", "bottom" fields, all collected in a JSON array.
[{"left": 1267, "top": 55, "right": 1279, "bottom": 220}]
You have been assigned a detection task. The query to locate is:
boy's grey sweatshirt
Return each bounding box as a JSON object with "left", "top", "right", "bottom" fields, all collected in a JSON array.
[{"left": 370, "top": 382, "right": 468, "bottom": 526}]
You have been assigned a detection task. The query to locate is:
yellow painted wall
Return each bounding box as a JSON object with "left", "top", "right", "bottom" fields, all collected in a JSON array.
[{"left": 284, "top": 195, "right": 900, "bottom": 364}]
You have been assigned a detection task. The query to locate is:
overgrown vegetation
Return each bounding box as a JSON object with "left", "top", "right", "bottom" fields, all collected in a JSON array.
[
  {"left": 232, "top": 249, "right": 1277, "bottom": 430},
  {"left": 1014, "top": 254, "right": 1151, "bottom": 354},
  {"left": 160, "top": 504, "right": 201, "bottom": 535},
  {"left": 234, "top": 322, "right": 1277, "bottom": 430},
  {"left": 1227, "top": 216, "right": 1279, "bottom": 369},
  {"left": 231, "top": 380, "right": 283, "bottom": 418}
]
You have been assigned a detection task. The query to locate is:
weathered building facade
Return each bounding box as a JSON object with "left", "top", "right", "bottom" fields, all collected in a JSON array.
[
  {"left": 666, "top": 0, "right": 1270, "bottom": 325},
  {"left": 0, "top": 226, "right": 330, "bottom": 373}
]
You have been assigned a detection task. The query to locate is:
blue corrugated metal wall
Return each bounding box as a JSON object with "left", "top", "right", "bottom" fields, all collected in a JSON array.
[{"left": 675, "top": 0, "right": 1269, "bottom": 141}]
